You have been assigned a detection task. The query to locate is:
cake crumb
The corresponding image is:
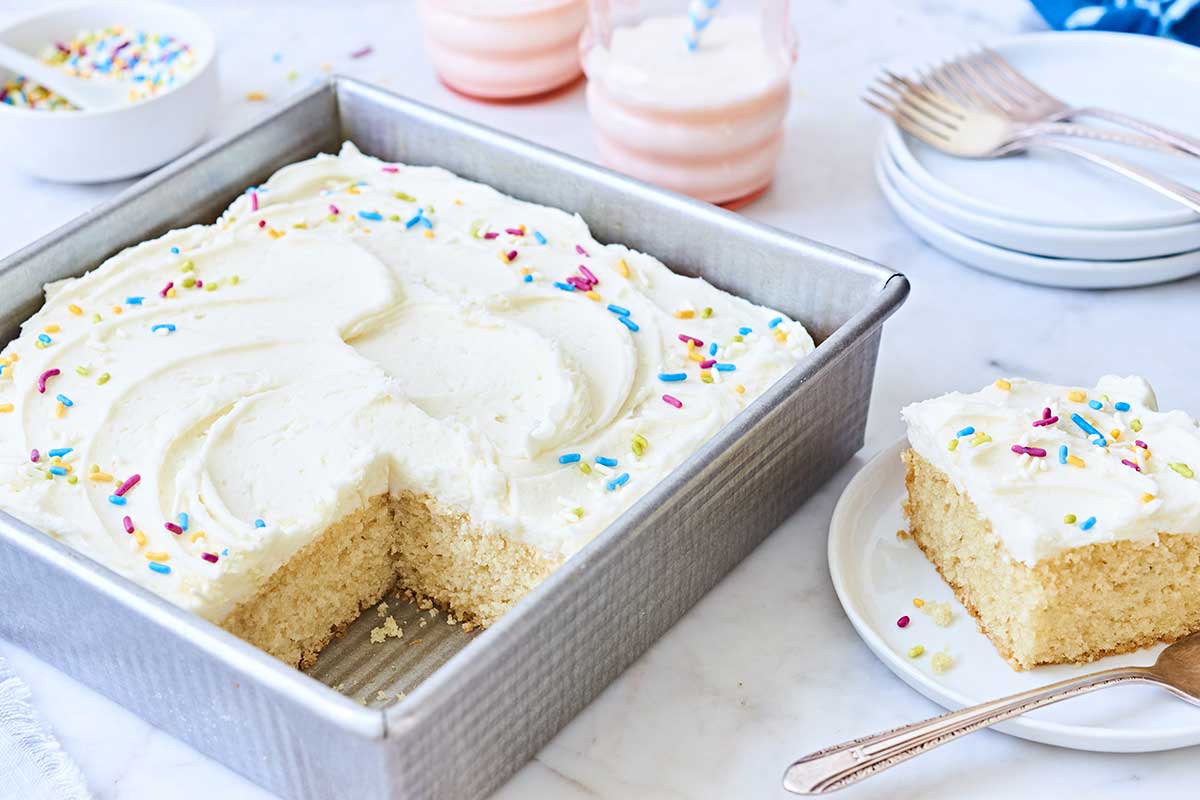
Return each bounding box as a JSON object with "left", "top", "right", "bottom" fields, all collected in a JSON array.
[
  {"left": 376, "top": 601, "right": 389, "bottom": 618},
  {"left": 931, "top": 651, "right": 954, "bottom": 674},
  {"left": 419, "top": 618, "right": 427, "bottom": 628},
  {"left": 418, "top": 598, "right": 433, "bottom": 611},
  {"left": 446, "top": 614, "right": 458, "bottom": 625},
  {"left": 395, "top": 691, "right": 407, "bottom": 700},
  {"left": 923, "top": 601, "right": 954, "bottom": 627},
  {"left": 370, "top": 615, "right": 404, "bottom": 643},
  {"left": 896, "top": 529, "right": 910, "bottom": 541},
  {"left": 462, "top": 621, "right": 477, "bottom": 632},
  {"left": 376, "top": 690, "right": 388, "bottom": 700}
]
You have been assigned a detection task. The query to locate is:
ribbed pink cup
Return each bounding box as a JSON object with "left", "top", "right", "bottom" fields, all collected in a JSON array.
[
  {"left": 582, "top": 0, "right": 794, "bottom": 206},
  {"left": 418, "top": 0, "right": 588, "bottom": 100}
]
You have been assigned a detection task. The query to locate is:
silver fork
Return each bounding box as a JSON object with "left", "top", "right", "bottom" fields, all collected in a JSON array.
[
  {"left": 925, "top": 47, "right": 1200, "bottom": 159},
  {"left": 865, "top": 73, "right": 1200, "bottom": 215}
]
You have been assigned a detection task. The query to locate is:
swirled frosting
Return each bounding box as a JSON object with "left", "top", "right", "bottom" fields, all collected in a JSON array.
[
  {"left": 0, "top": 142, "right": 812, "bottom": 621},
  {"left": 903, "top": 376, "right": 1200, "bottom": 565}
]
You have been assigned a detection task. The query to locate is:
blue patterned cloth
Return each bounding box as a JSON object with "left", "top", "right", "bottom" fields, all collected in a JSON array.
[{"left": 1031, "top": 0, "right": 1200, "bottom": 45}]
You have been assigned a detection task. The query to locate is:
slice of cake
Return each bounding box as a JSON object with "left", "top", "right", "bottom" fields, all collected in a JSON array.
[
  {"left": 901, "top": 376, "right": 1200, "bottom": 670},
  {"left": 0, "top": 143, "right": 813, "bottom": 668}
]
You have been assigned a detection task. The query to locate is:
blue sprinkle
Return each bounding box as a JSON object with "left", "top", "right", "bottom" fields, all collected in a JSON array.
[
  {"left": 55, "top": 394, "right": 73, "bottom": 407},
  {"left": 1070, "top": 413, "right": 1105, "bottom": 446},
  {"left": 254, "top": 518, "right": 266, "bottom": 528},
  {"left": 709, "top": 342, "right": 718, "bottom": 356},
  {"left": 715, "top": 363, "right": 736, "bottom": 372},
  {"left": 404, "top": 210, "right": 424, "bottom": 229},
  {"left": 595, "top": 456, "right": 618, "bottom": 467},
  {"left": 179, "top": 512, "right": 189, "bottom": 532},
  {"left": 658, "top": 372, "right": 687, "bottom": 382},
  {"left": 221, "top": 548, "right": 229, "bottom": 556},
  {"left": 150, "top": 323, "right": 176, "bottom": 334},
  {"left": 1059, "top": 445, "right": 1068, "bottom": 465},
  {"left": 523, "top": 274, "right": 533, "bottom": 283},
  {"left": 607, "top": 304, "right": 631, "bottom": 317},
  {"left": 617, "top": 317, "right": 639, "bottom": 332},
  {"left": 420, "top": 216, "right": 433, "bottom": 229},
  {"left": 1088, "top": 399, "right": 1102, "bottom": 410},
  {"left": 606, "top": 473, "right": 630, "bottom": 491},
  {"left": 1080, "top": 516, "right": 1097, "bottom": 531},
  {"left": 738, "top": 326, "right": 752, "bottom": 336},
  {"left": 272, "top": 52, "right": 282, "bottom": 62},
  {"left": 554, "top": 282, "right": 576, "bottom": 292},
  {"left": 1093, "top": 436, "right": 1107, "bottom": 447},
  {"left": 49, "top": 466, "right": 66, "bottom": 476},
  {"left": 126, "top": 296, "right": 144, "bottom": 305},
  {"left": 533, "top": 231, "right": 547, "bottom": 245},
  {"left": 108, "top": 495, "right": 127, "bottom": 506},
  {"left": 558, "top": 453, "right": 581, "bottom": 464},
  {"left": 47, "top": 447, "right": 72, "bottom": 458},
  {"left": 768, "top": 317, "right": 783, "bottom": 328},
  {"left": 358, "top": 210, "right": 383, "bottom": 221},
  {"left": 148, "top": 562, "right": 171, "bottom": 575},
  {"left": 170, "top": 246, "right": 180, "bottom": 255},
  {"left": 955, "top": 426, "right": 975, "bottom": 438},
  {"left": 37, "top": 334, "right": 51, "bottom": 344},
  {"left": 1115, "top": 401, "right": 1131, "bottom": 412}
]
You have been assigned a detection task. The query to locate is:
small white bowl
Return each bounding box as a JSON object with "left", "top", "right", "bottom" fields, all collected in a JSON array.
[{"left": 0, "top": 2, "right": 218, "bottom": 183}]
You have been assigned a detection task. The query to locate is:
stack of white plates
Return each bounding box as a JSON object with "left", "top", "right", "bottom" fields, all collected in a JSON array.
[{"left": 875, "top": 32, "right": 1200, "bottom": 289}]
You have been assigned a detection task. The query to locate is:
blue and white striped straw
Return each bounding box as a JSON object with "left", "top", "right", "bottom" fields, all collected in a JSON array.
[{"left": 685, "top": 0, "right": 721, "bottom": 51}]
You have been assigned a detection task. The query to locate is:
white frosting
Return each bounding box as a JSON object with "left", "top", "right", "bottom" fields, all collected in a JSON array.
[
  {"left": 583, "top": 15, "right": 789, "bottom": 110},
  {"left": 903, "top": 376, "right": 1200, "bottom": 565},
  {"left": 0, "top": 143, "right": 812, "bottom": 622}
]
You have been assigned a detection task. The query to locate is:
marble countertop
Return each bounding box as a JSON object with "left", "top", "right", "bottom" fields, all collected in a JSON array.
[{"left": 2, "top": 0, "right": 1199, "bottom": 798}]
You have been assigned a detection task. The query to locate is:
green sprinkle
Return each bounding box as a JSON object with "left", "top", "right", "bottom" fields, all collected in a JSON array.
[
  {"left": 205, "top": 282, "right": 218, "bottom": 292},
  {"left": 91, "top": 313, "right": 102, "bottom": 324},
  {"left": 229, "top": 275, "right": 239, "bottom": 285},
  {"left": 67, "top": 475, "right": 78, "bottom": 485},
  {"left": 182, "top": 277, "right": 196, "bottom": 288},
  {"left": 908, "top": 645, "right": 925, "bottom": 658},
  {"left": 733, "top": 335, "right": 744, "bottom": 343},
  {"left": 292, "top": 222, "right": 307, "bottom": 229},
  {"left": 579, "top": 463, "right": 592, "bottom": 475},
  {"left": 97, "top": 373, "right": 110, "bottom": 385},
  {"left": 700, "top": 307, "right": 713, "bottom": 319},
  {"left": 631, "top": 434, "right": 648, "bottom": 458},
  {"left": 389, "top": 214, "right": 401, "bottom": 222},
  {"left": 1170, "top": 463, "right": 1195, "bottom": 479},
  {"left": 180, "top": 260, "right": 195, "bottom": 273},
  {"left": 572, "top": 507, "right": 584, "bottom": 518},
  {"left": 972, "top": 432, "right": 992, "bottom": 446},
  {"left": 328, "top": 214, "right": 338, "bottom": 223},
  {"left": 286, "top": 69, "right": 298, "bottom": 81},
  {"left": 1063, "top": 514, "right": 1077, "bottom": 524},
  {"left": 393, "top": 191, "right": 416, "bottom": 202},
  {"left": 74, "top": 365, "right": 90, "bottom": 376},
  {"left": 44, "top": 470, "right": 53, "bottom": 480},
  {"left": 1131, "top": 419, "right": 1143, "bottom": 432},
  {"left": 947, "top": 438, "right": 958, "bottom": 451},
  {"left": 89, "top": 464, "right": 99, "bottom": 473}
]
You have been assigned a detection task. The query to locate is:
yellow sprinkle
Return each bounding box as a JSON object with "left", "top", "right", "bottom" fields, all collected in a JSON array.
[
  {"left": 42, "top": 324, "right": 60, "bottom": 334},
  {"left": 700, "top": 371, "right": 714, "bottom": 384},
  {"left": 688, "top": 350, "right": 704, "bottom": 363},
  {"left": 735, "top": 384, "right": 746, "bottom": 394},
  {"left": 67, "top": 304, "right": 82, "bottom": 316},
  {"left": 97, "top": 373, "right": 110, "bottom": 385},
  {"left": 144, "top": 551, "right": 169, "bottom": 562},
  {"left": 229, "top": 275, "right": 240, "bottom": 285},
  {"left": 89, "top": 472, "right": 113, "bottom": 482},
  {"left": 674, "top": 309, "right": 695, "bottom": 319},
  {"left": 947, "top": 438, "right": 959, "bottom": 451},
  {"left": 0, "top": 404, "right": 11, "bottom": 413},
  {"left": 616, "top": 258, "right": 630, "bottom": 278},
  {"left": 579, "top": 462, "right": 592, "bottom": 475},
  {"left": 907, "top": 645, "right": 925, "bottom": 659},
  {"left": 67, "top": 475, "right": 77, "bottom": 485},
  {"left": 454, "top": 199, "right": 463, "bottom": 206},
  {"left": 585, "top": 290, "right": 602, "bottom": 302},
  {"left": 1131, "top": 419, "right": 1143, "bottom": 432},
  {"left": 423, "top": 230, "right": 435, "bottom": 239},
  {"left": 347, "top": 185, "right": 360, "bottom": 195},
  {"left": 774, "top": 328, "right": 788, "bottom": 343},
  {"left": 498, "top": 251, "right": 512, "bottom": 263},
  {"left": 321, "top": 62, "right": 332, "bottom": 73},
  {"left": 1063, "top": 514, "right": 1077, "bottom": 524},
  {"left": 1142, "top": 493, "right": 1156, "bottom": 503},
  {"left": 112, "top": 305, "right": 123, "bottom": 314},
  {"left": 134, "top": 530, "right": 147, "bottom": 547},
  {"left": 189, "top": 531, "right": 207, "bottom": 543},
  {"left": 1068, "top": 390, "right": 1087, "bottom": 402},
  {"left": 912, "top": 598, "right": 924, "bottom": 608},
  {"left": 180, "top": 260, "right": 195, "bottom": 272},
  {"left": 971, "top": 432, "right": 992, "bottom": 446},
  {"left": 88, "top": 464, "right": 98, "bottom": 473},
  {"left": 1067, "top": 455, "right": 1086, "bottom": 468},
  {"left": 8, "top": 354, "right": 16, "bottom": 363},
  {"left": 994, "top": 378, "right": 1011, "bottom": 390},
  {"left": 1110, "top": 429, "right": 1121, "bottom": 440},
  {"left": 55, "top": 402, "right": 65, "bottom": 418},
  {"left": 165, "top": 288, "right": 176, "bottom": 298},
  {"left": 245, "top": 91, "right": 267, "bottom": 102},
  {"left": 268, "top": 228, "right": 285, "bottom": 239}
]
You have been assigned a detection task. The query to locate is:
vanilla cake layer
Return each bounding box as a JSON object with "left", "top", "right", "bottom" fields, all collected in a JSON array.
[
  {"left": 0, "top": 143, "right": 811, "bottom": 666},
  {"left": 902, "top": 376, "right": 1200, "bottom": 670}
]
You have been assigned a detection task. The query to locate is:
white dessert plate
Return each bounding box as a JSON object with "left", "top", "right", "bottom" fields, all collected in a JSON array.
[
  {"left": 881, "top": 141, "right": 1200, "bottom": 260},
  {"left": 875, "top": 153, "right": 1200, "bottom": 289},
  {"left": 829, "top": 437, "right": 1200, "bottom": 753},
  {"left": 885, "top": 31, "right": 1200, "bottom": 231}
]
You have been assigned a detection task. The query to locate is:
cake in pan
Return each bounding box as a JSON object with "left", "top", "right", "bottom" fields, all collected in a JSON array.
[
  {"left": 902, "top": 376, "right": 1200, "bottom": 670},
  {"left": 0, "top": 143, "right": 813, "bottom": 668}
]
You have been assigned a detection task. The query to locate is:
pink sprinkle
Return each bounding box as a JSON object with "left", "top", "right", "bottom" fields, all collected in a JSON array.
[
  {"left": 662, "top": 394, "right": 683, "bottom": 409},
  {"left": 159, "top": 281, "right": 174, "bottom": 297},
  {"left": 381, "top": 166, "right": 398, "bottom": 173},
  {"left": 566, "top": 276, "right": 591, "bottom": 291},
  {"left": 350, "top": 45, "right": 373, "bottom": 59},
  {"left": 329, "top": 203, "right": 340, "bottom": 215},
  {"left": 505, "top": 250, "right": 518, "bottom": 262},
  {"left": 505, "top": 228, "right": 524, "bottom": 236},
  {"left": 1032, "top": 416, "right": 1059, "bottom": 427},
  {"left": 897, "top": 615, "right": 910, "bottom": 628},
  {"left": 257, "top": 219, "right": 266, "bottom": 229},
  {"left": 164, "top": 522, "right": 183, "bottom": 535},
  {"left": 699, "top": 359, "right": 716, "bottom": 369},
  {"left": 250, "top": 191, "right": 259, "bottom": 212},
  {"left": 483, "top": 232, "right": 499, "bottom": 240},
  {"left": 201, "top": 552, "right": 219, "bottom": 563},
  {"left": 195, "top": 280, "right": 203, "bottom": 288},
  {"left": 29, "top": 449, "right": 38, "bottom": 463},
  {"left": 1122, "top": 459, "right": 1142, "bottom": 472},
  {"left": 575, "top": 244, "right": 589, "bottom": 257},
  {"left": 114, "top": 474, "right": 140, "bottom": 497},
  {"left": 1135, "top": 440, "right": 1148, "bottom": 449},
  {"left": 578, "top": 265, "right": 598, "bottom": 285},
  {"left": 1011, "top": 445, "right": 1048, "bottom": 457},
  {"left": 37, "top": 368, "right": 60, "bottom": 394},
  {"left": 678, "top": 334, "right": 704, "bottom": 347},
  {"left": 1042, "top": 407, "right": 1052, "bottom": 419},
  {"left": 122, "top": 516, "right": 134, "bottom": 534}
]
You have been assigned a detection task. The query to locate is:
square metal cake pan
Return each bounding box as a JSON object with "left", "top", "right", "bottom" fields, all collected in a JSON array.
[{"left": 0, "top": 78, "right": 907, "bottom": 800}]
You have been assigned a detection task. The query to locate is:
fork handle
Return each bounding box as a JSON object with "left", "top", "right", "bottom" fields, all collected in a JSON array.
[
  {"left": 1015, "top": 135, "right": 1200, "bottom": 216},
  {"left": 1028, "top": 121, "right": 1192, "bottom": 158},
  {"left": 1069, "top": 107, "right": 1200, "bottom": 159},
  {"left": 782, "top": 667, "right": 1157, "bottom": 795}
]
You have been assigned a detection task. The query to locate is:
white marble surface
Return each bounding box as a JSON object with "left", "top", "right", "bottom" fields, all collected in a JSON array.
[{"left": 2, "top": 0, "right": 1199, "bottom": 798}]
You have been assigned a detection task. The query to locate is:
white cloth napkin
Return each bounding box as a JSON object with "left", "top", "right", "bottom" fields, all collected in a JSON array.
[{"left": 0, "top": 656, "right": 91, "bottom": 800}]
